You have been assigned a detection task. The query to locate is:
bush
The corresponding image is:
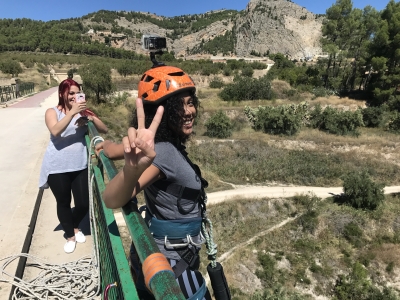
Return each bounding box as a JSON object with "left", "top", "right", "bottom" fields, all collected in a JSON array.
[
  {"left": 209, "top": 77, "right": 224, "bottom": 89},
  {"left": 245, "top": 102, "right": 309, "bottom": 136},
  {"left": 343, "top": 222, "right": 363, "bottom": 248},
  {"left": 387, "top": 112, "right": 400, "bottom": 133},
  {"left": 362, "top": 106, "right": 384, "bottom": 128},
  {"left": 218, "top": 76, "right": 274, "bottom": 101},
  {"left": 205, "top": 110, "right": 233, "bottom": 138},
  {"left": 298, "top": 210, "right": 319, "bottom": 234},
  {"left": 333, "top": 262, "right": 398, "bottom": 300},
  {"left": 113, "top": 92, "right": 129, "bottom": 106},
  {"left": 342, "top": 171, "right": 385, "bottom": 210},
  {"left": 310, "top": 105, "right": 364, "bottom": 136},
  {"left": 241, "top": 66, "right": 254, "bottom": 77},
  {"left": 256, "top": 252, "right": 276, "bottom": 283}
]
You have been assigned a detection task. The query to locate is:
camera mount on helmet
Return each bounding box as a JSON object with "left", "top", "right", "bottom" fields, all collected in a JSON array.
[{"left": 141, "top": 34, "right": 167, "bottom": 68}]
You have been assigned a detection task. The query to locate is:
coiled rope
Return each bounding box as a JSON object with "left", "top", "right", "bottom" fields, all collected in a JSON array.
[{"left": 0, "top": 135, "right": 104, "bottom": 299}]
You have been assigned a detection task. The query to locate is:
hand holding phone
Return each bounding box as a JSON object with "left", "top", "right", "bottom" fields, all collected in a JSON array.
[{"left": 76, "top": 93, "right": 86, "bottom": 103}]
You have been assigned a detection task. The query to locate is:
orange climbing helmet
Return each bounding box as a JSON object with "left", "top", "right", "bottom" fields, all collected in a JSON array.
[{"left": 138, "top": 66, "right": 196, "bottom": 105}]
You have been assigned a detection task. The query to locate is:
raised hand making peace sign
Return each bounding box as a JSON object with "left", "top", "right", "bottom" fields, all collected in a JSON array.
[
  {"left": 122, "top": 98, "right": 164, "bottom": 173},
  {"left": 103, "top": 98, "right": 164, "bottom": 209}
]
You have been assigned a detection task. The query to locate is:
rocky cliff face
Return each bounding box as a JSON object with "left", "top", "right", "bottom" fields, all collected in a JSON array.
[
  {"left": 235, "top": 0, "right": 323, "bottom": 59},
  {"left": 85, "top": 0, "right": 323, "bottom": 60}
]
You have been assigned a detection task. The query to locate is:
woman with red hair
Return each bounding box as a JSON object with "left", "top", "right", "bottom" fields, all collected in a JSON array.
[{"left": 39, "top": 78, "right": 108, "bottom": 253}]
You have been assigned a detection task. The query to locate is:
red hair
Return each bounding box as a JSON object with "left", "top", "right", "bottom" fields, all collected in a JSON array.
[{"left": 58, "top": 78, "right": 96, "bottom": 117}]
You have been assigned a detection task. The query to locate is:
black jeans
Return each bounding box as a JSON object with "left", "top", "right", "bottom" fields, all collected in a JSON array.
[{"left": 47, "top": 168, "right": 89, "bottom": 238}]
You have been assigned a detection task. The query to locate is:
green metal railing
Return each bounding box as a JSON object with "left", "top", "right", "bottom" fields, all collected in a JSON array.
[
  {"left": 85, "top": 122, "right": 186, "bottom": 300},
  {"left": 0, "top": 82, "right": 35, "bottom": 103}
]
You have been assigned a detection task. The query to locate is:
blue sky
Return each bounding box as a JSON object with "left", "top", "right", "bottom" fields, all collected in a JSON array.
[{"left": 0, "top": 0, "right": 391, "bottom": 21}]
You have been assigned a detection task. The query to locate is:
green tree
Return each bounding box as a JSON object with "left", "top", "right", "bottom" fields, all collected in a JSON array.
[
  {"left": 0, "top": 60, "right": 23, "bottom": 77},
  {"left": 320, "top": 0, "right": 354, "bottom": 91},
  {"left": 79, "top": 62, "right": 114, "bottom": 104},
  {"left": 367, "top": 0, "right": 400, "bottom": 106}
]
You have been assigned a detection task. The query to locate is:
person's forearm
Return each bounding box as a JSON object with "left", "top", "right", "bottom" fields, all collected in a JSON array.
[
  {"left": 103, "top": 165, "right": 142, "bottom": 208},
  {"left": 103, "top": 141, "right": 125, "bottom": 160},
  {"left": 49, "top": 112, "right": 75, "bottom": 136}
]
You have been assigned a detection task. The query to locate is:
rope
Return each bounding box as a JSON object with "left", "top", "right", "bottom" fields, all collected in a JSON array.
[
  {"left": 201, "top": 193, "right": 218, "bottom": 268},
  {"left": 0, "top": 254, "right": 99, "bottom": 299},
  {"left": 0, "top": 135, "right": 104, "bottom": 299}
]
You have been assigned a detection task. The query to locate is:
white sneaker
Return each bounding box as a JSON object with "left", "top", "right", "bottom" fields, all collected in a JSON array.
[
  {"left": 75, "top": 231, "right": 86, "bottom": 243},
  {"left": 64, "top": 240, "right": 76, "bottom": 253}
]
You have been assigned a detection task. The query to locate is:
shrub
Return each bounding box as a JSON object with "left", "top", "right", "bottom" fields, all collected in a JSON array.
[
  {"left": 343, "top": 222, "right": 363, "bottom": 248},
  {"left": 205, "top": 110, "right": 233, "bottom": 138},
  {"left": 310, "top": 105, "right": 364, "bottom": 136},
  {"left": 244, "top": 102, "right": 309, "bottom": 136},
  {"left": 209, "top": 77, "right": 224, "bottom": 89},
  {"left": 342, "top": 171, "right": 385, "bottom": 210},
  {"left": 359, "top": 251, "right": 376, "bottom": 267},
  {"left": 312, "top": 87, "right": 330, "bottom": 98},
  {"left": 113, "top": 92, "right": 129, "bottom": 106},
  {"left": 222, "top": 66, "right": 232, "bottom": 76},
  {"left": 386, "top": 262, "right": 395, "bottom": 273},
  {"left": 332, "top": 262, "right": 397, "bottom": 299},
  {"left": 241, "top": 66, "right": 254, "bottom": 77},
  {"left": 298, "top": 210, "right": 319, "bottom": 234},
  {"left": 362, "top": 106, "right": 384, "bottom": 128},
  {"left": 218, "top": 76, "right": 274, "bottom": 101},
  {"left": 256, "top": 252, "right": 276, "bottom": 284},
  {"left": 387, "top": 112, "right": 400, "bottom": 133}
]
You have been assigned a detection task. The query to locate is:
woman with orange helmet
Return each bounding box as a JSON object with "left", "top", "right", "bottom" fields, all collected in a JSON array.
[{"left": 101, "top": 65, "right": 212, "bottom": 299}]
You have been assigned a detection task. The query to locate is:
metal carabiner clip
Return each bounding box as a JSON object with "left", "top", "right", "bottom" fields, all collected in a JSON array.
[
  {"left": 187, "top": 232, "right": 206, "bottom": 247},
  {"left": 164, "top": 235, "right": 190, "bottom": 249}
]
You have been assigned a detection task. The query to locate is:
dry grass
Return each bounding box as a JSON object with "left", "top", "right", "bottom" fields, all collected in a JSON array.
[{"left": 206, "top": 194, "right": 400, "bottom": 298}]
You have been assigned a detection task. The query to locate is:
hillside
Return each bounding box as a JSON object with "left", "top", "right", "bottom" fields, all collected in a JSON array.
[
  {"left": 81, "top": 0, "right": 323, "bottom": 59},
  {"left": 0, "top": 0, "right": 323, "bottom": 60},
  {"left": 235, "top": 0, "right": 323, "bottom": 58}
]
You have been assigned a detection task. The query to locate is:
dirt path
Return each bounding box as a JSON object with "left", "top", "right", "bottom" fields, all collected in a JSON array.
[{"left": 206, "top": 185, "right": 400, "bottom": 205}]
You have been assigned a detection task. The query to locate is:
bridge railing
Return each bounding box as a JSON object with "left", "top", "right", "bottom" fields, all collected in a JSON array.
[
  {"left": 0, "top": 82, "right": 35, "bottom": 103},
  {"left": 86, "top": 122, "right": 185, "bottom": 300}
]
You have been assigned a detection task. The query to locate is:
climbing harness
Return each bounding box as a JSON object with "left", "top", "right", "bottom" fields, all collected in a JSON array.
[{"left": 144, "top": 146, "right": 231, "bottom": 300}]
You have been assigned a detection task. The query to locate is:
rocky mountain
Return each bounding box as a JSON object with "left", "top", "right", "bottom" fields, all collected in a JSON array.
[
  {"left": 82, "top": 0, "right": 323, "bottom": 60},
  {"left": 236, "top": 0, "right": 323, "bottom": 59}
]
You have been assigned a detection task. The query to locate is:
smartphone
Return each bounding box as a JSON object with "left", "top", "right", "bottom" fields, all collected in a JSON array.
[{"left": 76, "top": 93, "right": 86, "bottom": 103}]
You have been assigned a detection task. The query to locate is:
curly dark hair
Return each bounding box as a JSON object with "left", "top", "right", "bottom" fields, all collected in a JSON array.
[{"left": 130, "top": 92, "right": 199, "bottom": 145}]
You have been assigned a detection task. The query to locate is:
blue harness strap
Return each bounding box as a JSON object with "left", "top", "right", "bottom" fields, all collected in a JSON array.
[
  {"left": 148, "top": 217, "right": 202, "bottom": 239},
  {"left": 188, "top": 279, "right": 207, "bottom": 300}
]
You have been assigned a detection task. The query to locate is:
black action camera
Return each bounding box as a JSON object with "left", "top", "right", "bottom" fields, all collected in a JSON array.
[
  {"left": 141, "top": 34, "right": 167, "bottom": 52},
  {"left": 141, "top": 34, "right": 167, "bottom": 67}
]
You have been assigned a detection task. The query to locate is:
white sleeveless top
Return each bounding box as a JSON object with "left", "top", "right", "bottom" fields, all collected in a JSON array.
[{"left": 39, "top": 107, "right": 88, "bottom": 188}]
